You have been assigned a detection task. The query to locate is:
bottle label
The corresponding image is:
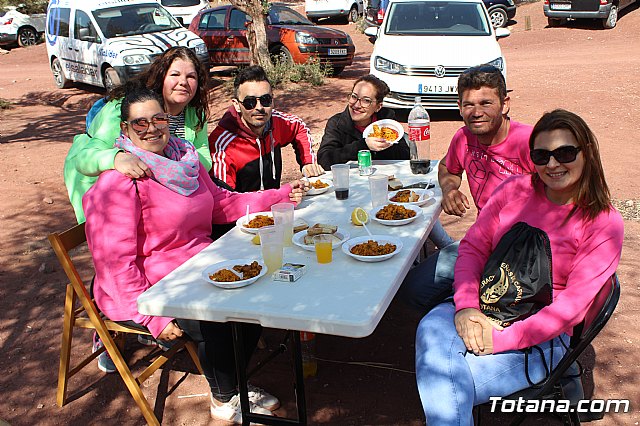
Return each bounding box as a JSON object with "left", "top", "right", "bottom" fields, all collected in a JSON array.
[{"left": 409, "top": 124, "right": 430, "bottom": 142}]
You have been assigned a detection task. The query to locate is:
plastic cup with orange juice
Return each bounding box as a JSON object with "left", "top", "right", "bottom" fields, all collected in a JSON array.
[{"left": 314, "top": 235, "right": 333, "bottom": 264}]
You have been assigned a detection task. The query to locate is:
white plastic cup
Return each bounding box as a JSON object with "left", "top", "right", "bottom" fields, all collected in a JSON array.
[
  {"left": 331, "top": 164, "right": 350, "bottom": 200},
  {"left": 271, "top": 203, "right": 294, "bottom": 247},
  {"left": 258, "top": 225, "right": 284, "bottom": 274},
  {"left": 369, "top": 174, "right": 389, "bottom": 209}
]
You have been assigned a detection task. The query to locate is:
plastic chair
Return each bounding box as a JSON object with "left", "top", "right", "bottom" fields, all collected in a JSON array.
[
  {"left": 48, "top": 223, "right": 204, "bottom": 426},
  {"left": 475, "top": 274, "right": 621, "bottom": 426}
]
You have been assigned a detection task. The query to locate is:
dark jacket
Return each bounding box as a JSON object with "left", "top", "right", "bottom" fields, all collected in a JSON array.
[{"left": 317, "top": 107, "right": 410, "bottom": 169}]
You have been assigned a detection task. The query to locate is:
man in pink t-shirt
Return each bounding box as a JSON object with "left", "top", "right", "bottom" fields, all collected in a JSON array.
[{"left": 402, "top": 65, "right": 536, "bottom": 313}]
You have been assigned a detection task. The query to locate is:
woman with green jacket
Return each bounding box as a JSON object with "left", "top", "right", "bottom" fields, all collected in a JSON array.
[{"left": 64, "top": 47, "right": 212, "bottom": 223}]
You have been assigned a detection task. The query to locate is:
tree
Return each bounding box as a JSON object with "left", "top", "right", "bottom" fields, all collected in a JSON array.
[{"left": 228, "top": 0, "right": 273, "bottom": 70}]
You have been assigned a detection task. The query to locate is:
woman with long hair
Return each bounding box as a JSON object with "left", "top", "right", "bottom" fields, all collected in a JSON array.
[{"left": 414, "top": 109, "right": 624, "bottom": 424}]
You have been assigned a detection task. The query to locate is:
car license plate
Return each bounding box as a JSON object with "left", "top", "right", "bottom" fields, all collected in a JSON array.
[
  {"left": 418, "top": 84, "right": 457, "bottom": 94},
  {"left": 328, "top": 48, "right": 347, "bottom": 56},
  {"left": 552, "top": 3, "right": 571, "bottom": 9}
]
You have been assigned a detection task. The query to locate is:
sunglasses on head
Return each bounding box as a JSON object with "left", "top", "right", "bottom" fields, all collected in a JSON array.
[
  {"left": 123, "top": 113, "right": 170, "bottom": 134},
  {"left": 238, "top": 94, "right": 273, "bottom": 110},
  {"left": 530, "top": 145, "right": 582, "bottom": 166}
]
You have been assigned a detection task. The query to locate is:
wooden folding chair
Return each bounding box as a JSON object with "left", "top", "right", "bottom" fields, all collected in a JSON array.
[{"left": 48, "top": 222, "right": 203, "bottom": 426}]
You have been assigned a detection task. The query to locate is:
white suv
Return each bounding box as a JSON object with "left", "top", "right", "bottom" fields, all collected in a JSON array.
[
  {"left": 157, "top": 0, "right": 210, "bottom": 26},
  {"left": 365, "top": 0, "right": 510, "bottom": 109}
]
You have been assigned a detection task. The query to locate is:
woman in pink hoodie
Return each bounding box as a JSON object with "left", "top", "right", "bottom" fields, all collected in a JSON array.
[
  {"left": 83, "top": 82, "right": 304, "bottom": 423},
  {"left": 414, "top": 109, "right": 624, "bottom": 425}
]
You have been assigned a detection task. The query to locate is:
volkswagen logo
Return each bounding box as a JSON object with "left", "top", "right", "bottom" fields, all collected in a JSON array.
[{"left": 434, "top": 65, "right": 446, "bottom": 78}]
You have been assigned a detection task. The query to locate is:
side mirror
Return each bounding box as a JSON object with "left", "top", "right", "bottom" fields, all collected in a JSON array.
[
  {"left": 495, "top": 27, "right": 510, "bottom": 39},
  {"left": 78, "top": 27, "right": 96, "bottom": 42},
  {"left": 364, "top": 26, "right": 378, "bottom": 38}
]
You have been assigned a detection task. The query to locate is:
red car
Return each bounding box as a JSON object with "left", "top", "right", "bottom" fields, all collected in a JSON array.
[{"left": 189, "top": 3, "right": 355, "bottom": 75}]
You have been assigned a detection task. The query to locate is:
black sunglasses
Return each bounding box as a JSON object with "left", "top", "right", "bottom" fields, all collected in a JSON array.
[
  {"left": 238, "top": 94, "right": 273, "bottom": 110},
  {"left": 530, "top": 145, "right": 582, "bottom": 166}
]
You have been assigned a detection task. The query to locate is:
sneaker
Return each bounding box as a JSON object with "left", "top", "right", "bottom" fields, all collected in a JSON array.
[
  {"left": 210, "top": 394, "right": 273, "bottom": 424},
  {"left": 92, "top": 331, "right": 116, "bottom": 374},
  {"left": 248, "top": 384, "right": 280, "bottom": 411},
  {"left": 137, "top": 334, "right": 176, "bottom": 352}
]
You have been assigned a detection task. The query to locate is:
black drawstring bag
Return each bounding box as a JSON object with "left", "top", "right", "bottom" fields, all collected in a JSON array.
[{"left": 479, "top": 222, "right": 553, "bottom": 328}]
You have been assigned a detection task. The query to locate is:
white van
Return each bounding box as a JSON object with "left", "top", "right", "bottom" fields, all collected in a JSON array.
[
  {"left": 305, "top": 0, "right": 364, "bottom": 22},
  {"left": 45, "top": 0, "right": 208, "bottom": 90}
]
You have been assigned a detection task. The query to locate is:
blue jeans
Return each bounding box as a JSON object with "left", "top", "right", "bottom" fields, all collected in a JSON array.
[
  {"left": 400, "top": 241, "right": 460, "bottom": 314},
  {"left": 415, "top": 302, "right": 568, "bottom": 426}
]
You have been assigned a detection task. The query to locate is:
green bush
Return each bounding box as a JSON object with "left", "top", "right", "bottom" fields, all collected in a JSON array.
[
  {"left": 0, "top": 98, "right": 12, "bottom": 109},
  {"left": 267, "top": 58, "right": 329, "bottom": 88}
]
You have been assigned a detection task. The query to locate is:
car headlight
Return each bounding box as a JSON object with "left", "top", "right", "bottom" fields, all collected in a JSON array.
[
  {"left": 506, "top": 0, "right": 515, "bottom": 5},
  {"left": 194, "top": 43, "right": 207, "bottom": 55},
  {"left": 374, "top": 56, "right": 405, "bottom": 74},
  {"left": 122, "top": 54, "right": 151, "bottom": 66},
  {"left": 488, "top": 57, "right": 504, "bottom": 71},
  {"left": 296, "top": 32, "right": 319, "bottom": 45},
  {"left": 346, "top": 34, "right": 353, "bottom": 45}
]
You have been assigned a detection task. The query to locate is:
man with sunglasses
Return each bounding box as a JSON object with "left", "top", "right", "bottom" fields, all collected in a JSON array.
[
  {"left": 402, "top": 64, "right": 536, "bottom": 314},
  {"left": 208, "top": 66, "right": 323, "bottom": 193}
]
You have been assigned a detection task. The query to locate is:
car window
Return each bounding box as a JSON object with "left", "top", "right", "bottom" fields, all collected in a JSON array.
[
  {"left": 74, "top": 10, "right": 100, "bottom": 42},
  {"left": 199, "top": 9, "right": 226, "bottom": 29},
  {"left": 229, "top": 8, "right": 248, "bottom": 30},
  {"left": 94, "top": 4, "right": 182, "bottom": 38},
  {"left": 386, "top": 2, "right": 490, "bottom": 35},
  {"left": 268, "top": 6, "right": 312, "bottom": 25},
  {"left": 47, "top": 7, "right": 71, "bottom": 38}
]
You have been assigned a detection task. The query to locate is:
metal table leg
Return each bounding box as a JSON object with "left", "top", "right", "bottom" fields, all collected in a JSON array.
[{"left": 232, "top": 324, "right": 307, "bottom": 425}]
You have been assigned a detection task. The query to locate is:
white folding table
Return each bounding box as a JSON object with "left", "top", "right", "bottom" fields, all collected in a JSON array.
[{"left": 137, "top": 160, "right": 442, "bottom": 425}]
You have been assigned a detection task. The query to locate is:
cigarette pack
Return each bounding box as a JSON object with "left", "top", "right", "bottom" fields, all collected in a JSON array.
[{"left": 273, "top": 263, "right": 307, "bottom": 282}]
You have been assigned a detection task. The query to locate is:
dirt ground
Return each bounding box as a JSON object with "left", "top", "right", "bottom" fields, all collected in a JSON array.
[{"left": 1, "top": 1, "right": 639, "bottom": 425}]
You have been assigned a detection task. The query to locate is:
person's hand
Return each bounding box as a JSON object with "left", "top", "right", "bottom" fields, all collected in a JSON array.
[
  {"left": 365, "top": 136, "right": 392, "bottom": 152},
  {"left": 114, "top": 152, "right": 151, "bottom": 179},
  {"left": 469, "top": 314, "right": 504, "bottom": 356},
  {"left": 288, "top": 180, "right": 307, "bottom": 204},
  {"left": 157, "top": 321, "right": 183, "bottom": 341},
  {"left": 454, "top": 308, "right": 486, "bottom": 354},
  {"left": 442, "top": 188, "right": 471, "bottom": 217},
  {"left": 302, "top": 163, "right": 324, "bottom": 177}
]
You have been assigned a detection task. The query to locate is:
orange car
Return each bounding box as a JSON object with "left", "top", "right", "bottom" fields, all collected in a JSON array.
[{"left": 189, "top": 3, "right": 355, "bottom": 75}]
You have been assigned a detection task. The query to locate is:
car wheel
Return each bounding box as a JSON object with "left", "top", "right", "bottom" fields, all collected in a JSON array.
[
  {"left": 603, "top": 5, "right": 618, "bottom": 29},
  {"left": 270, "top": 45, "right": 294, "bottom": 66},
  {"left": 18, "top": 27, "right": 38, "bottom": 47},
  {"left": 103, "top": 67, "right": 121, "bottom": 92},
  {"left": 51, "top": 57, "right": 71, "bottom": 89},
  {"left": 547, "top": 17, "right": 565, "bottom": 27},
  {"left": 348, "top": 6, "right": 359, "bottom": 23},
  {"left": 489, "top": 8, "right": 508, "bottom": 28}
]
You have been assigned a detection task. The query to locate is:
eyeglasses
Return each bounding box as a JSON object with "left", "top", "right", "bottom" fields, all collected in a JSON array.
[
  {"left": 530, "top": 145, "right": 582, "bottom": 166},
  {"left": 347, "top": 93, "right": 375, "bottom": 108},
  {"left": 238, "top": 94, "right": 273, "bottom": 110},
  {"left": 123, "top": 113, "right": 170, "bottom": 134}
]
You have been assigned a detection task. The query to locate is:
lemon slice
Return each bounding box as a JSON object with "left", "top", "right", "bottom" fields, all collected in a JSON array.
[
  {"left": 351, "top": 207, "right": 369, "bottom": 226},
  {"left": 251, "top": 234, "right": 261, "bottom": 245}
]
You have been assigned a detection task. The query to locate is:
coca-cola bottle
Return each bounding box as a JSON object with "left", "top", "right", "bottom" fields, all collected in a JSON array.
[{"left": 408, "top": 96, "right": 431, "bottom": 174}]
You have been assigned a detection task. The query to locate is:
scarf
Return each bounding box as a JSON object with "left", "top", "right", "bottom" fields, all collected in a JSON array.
[{"left": 115, "top": 134, "right": 200, "bottom": 196}]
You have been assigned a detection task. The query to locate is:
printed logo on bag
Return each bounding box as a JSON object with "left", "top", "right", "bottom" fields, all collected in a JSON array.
[{"left": 480, "top": 263, "right": 522, "bottom": 311}]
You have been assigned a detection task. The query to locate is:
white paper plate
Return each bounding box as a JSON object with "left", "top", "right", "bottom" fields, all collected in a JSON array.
[
  {"left": 235, "top": 212, "right": 274, "bottom": 234},
  {"left": 202, "top": 259, "right": 267, "bottom": 289},
  {"left": 305, "top": 177, "right": 333, "bottom": 196},
  {"left": 362, "top": 119, "right": 404, "bottom": 144},
  {"left": 370, "top": 204, "right": 423, "bottom": 226},
  {"left": 292, "top": 230, "right": 350, "bottom": 251},
  {"left": 341, "top": 235, "right": 403, "bottom": 262},
  {"left": 388, "top": 189, "right": 434, "bottom": 207}
]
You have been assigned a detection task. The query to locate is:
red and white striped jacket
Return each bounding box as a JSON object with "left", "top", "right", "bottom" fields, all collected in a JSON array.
[{"left": 208, "top": 106, "right": 316, "bottom": 193}]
